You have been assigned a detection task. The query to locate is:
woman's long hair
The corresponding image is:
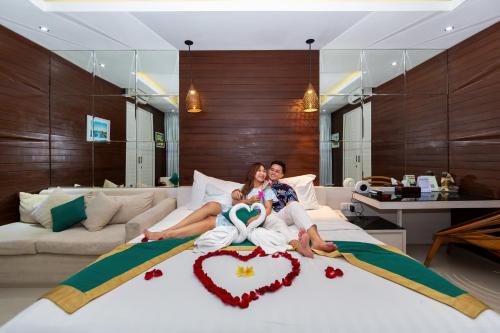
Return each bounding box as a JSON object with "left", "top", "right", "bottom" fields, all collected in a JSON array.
[{"left": 241, "top": 162, "right": 265, "bottom": 197}]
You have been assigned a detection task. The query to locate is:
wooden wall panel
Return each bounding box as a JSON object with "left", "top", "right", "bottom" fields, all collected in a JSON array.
[
  {"left": 448, "top": 22, "right": 500, "bottom": 198},
  {"left": 0, "top": 25, "right": 50, "bottom": 223},
  {"left": 179, "top": 51, "right": 319, "bottom": 185}
]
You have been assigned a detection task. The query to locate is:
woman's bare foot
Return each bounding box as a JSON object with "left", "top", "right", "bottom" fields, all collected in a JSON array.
[
  {"left": 290, "top": 232, "right": 314, "bottom": 258},
  {"left": 144, "top": 230, "right": 168, "bottom": 241},
  {"left": 312, "top": 240, "right": 337, "bottom": 252}
]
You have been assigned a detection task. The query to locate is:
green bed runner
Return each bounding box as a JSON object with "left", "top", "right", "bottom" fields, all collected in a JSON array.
[
  {"left": 44, "top": 238, "right": 487, "bottom": 318},
  {"left": 333, "top": 241, "right": 465, "bottom": 298}
]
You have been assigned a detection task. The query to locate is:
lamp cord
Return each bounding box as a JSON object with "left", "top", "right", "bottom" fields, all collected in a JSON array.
[
  {"left": 188, "top": 44, "right": 193, "bottom": 85},
  {"left": 308, "top": 42, "right": 312, "bottom": 84}
]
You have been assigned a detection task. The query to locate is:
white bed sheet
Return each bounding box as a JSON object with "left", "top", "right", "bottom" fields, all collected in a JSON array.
[{"left": 2, "top": 207, "right": 499, "bottom": 333}]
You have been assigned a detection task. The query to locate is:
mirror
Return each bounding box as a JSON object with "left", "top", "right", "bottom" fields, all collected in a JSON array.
[
  {"left": 49, "top": 50, "right": 179, "bottom": 188},
  {"left": 321, "top": 49, "right": 447, "bottom": 186}
]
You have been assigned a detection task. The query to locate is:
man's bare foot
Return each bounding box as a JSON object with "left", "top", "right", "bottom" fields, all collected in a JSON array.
[
  {"left": 290, "top": 232, "right": 314, "bottom": 258},
  {"left": 312, "top": 241, "right": 337, "bottom": 252},
  {"left": 144, "top": 230, "right": 167, "bottom": 241}
]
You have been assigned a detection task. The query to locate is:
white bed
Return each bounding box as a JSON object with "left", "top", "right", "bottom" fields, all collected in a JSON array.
[{"left": 2, "top": 205, "right": 499, "bottom": 333}]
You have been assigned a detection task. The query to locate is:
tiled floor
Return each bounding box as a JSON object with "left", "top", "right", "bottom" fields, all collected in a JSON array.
[{"left": 0, "top": 245, "right": 499, "bottom": 326}]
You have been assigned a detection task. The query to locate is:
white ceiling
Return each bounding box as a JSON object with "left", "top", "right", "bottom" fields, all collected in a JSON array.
[{"left": 0, "top": 0, "right": 498, "bottom": 113}]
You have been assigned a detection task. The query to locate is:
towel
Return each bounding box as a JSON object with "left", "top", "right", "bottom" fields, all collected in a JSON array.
[{"left": 195, "top": 203, "right": 288, "bottom": 253}]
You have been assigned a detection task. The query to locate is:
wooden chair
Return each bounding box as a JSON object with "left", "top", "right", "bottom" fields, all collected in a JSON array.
[
  {"left": 362, "top": 176, "right": 394, "bottom": 187},
  {"left": 424, "top": 210, "right": 500, "bottom": 266}
]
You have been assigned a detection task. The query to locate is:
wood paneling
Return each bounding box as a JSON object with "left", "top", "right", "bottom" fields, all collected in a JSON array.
[
  {"left": 371, "top": 22, "right": 500, "bottom": 198},
  {"left": 448, "top": 22, "right": 500, "bottom": 198},
  {"left": 179, "top": 51, "right": 319, "bottom": 185},
  {"left": 0, "top": 25, "right": 51, "bottom": 223}
]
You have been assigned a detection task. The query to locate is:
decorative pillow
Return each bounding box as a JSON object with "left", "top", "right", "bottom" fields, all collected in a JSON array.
[
  {"left": 187, "top": 170, "right": 242, "bottom": 211},
  {"left": 203, "top": 183, "right": 233, "bottom": 208},
  {"left": 170, "top": 173, "right": 179, "bottom": 186},
  {"left": 51, "top": 196, "right": 87, "bottom": 232},
  {"left": 31, "top": 190, "right": 75, "bottom": 229},
  {"left": 103, "top": 179, "right": 119, "bottom": 188},
  {"left": 108, "top": 192, "right": 154, "bottom": 224},
  {"left": 281, "top": 174, "right": 320, "bottom": 210},
  {"left": 82, "top": 192, "right": 122, "bottom": 231},
  {"left": 19, "top": 192, "right": 47, "bottom": 223}
]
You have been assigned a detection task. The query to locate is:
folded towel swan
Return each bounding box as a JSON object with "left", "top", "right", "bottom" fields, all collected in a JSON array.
[{"left": 195, "top": 203, "right": 288, "bottom": 254}]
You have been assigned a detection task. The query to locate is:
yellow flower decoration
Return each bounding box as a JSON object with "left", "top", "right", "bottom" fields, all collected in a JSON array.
[{"left": 235, "top": 266, "right": 254, "bottom": 278}]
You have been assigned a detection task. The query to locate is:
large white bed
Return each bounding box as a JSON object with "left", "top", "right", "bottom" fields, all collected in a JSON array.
[{"left": 2, "top": 204, "right": 499, "bottom": 333}]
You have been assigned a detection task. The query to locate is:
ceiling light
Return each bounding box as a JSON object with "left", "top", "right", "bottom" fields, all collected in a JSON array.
[
  {"left": 303, "top": 38, "right": 319, "bottom": 113},
  {"left": 39, "top": 26, "right": 50, "bottom": 33},
  {"left": 99, "top": 63, "right": 105, "bottom": 68},
  {"left": 391, "top": 62, "right": 397, "bottom": 66},
  {"left": 444, "top": 26, "right": 454, "bottom": 32},
  {"left": 185, "top": 40, "right": 202, "bottom": 113}
]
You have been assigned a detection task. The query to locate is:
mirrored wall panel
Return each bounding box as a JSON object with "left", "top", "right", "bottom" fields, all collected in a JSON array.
[
  {"left": 321, "top": 49, "right": 447, "bottom": 186},
  {"left": 49, "top": 50, "right": 179, "bottom": 188}
]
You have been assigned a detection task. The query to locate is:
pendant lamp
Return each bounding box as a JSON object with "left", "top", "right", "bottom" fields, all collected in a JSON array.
[
  {"left": 303, "top": 39, "right": 319, "bottom": 112},
  {"left": 185, "top": 40, "right": 202, "bottom": 113}
]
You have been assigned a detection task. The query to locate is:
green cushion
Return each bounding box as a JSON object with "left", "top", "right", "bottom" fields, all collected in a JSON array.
[
  {"left": 51, "top": 196, "right": 87, "bottom": 232},
  {"left": 222, "top": 207, "right": 260, "bottom": 225},
  {"left": 170, "top": 173, "right": 179, "bottom": 186}
]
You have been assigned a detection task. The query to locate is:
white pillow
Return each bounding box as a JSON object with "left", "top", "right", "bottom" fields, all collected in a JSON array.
[
  {"left": 203, "top": 183, "right": 233, "bottom": 208},
  {"left": 281, "top": 174, "right": 320, "bottom": 210},
  {"left": 187, "top": 170, "right": 242, "bottom": 211},
  {"left": 103, "top": 179, "right": 118, "bottom": 188},
  {"left": 82, "top": 192, "right": 122, "bottom": 231},
  {"left": 31, "top": 189, "right": 76, "bottom": 229},
  {"left": 108, "top": 192, "right": 154, "bottom": 224},
  {"left": 19, "top": 192, "right": 47, "bottom": 223}
]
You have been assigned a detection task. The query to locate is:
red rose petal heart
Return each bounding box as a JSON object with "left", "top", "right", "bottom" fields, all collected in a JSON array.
[{"left": 193, "top": 247, "right": 300, "bottom": 309}]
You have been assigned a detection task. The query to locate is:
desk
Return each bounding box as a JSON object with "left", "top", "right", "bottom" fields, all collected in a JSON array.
[{"left": 353, "top": 192, "right": 500, "bottom": 228}]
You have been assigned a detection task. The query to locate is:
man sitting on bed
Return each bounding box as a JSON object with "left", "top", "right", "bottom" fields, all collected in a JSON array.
[{"left": 232, "top": 161, "right": 336, "bottom": 256}]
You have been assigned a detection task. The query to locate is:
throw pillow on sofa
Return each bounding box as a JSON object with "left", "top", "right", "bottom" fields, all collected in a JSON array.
[
  {"left": 31, "top": 189, "right": 75, "bottom": 229},
  {"left": 82, "top": 192, "right": 122, "bottom": 231},
  {"left": 51, "top": 196, "right": 87, "bottom": 232},
  {"left": 19, "top": 192, "right": 47, "bottom": 223},
  {"left": 108, "top": 192, "right": 154, "bottom": 224}
]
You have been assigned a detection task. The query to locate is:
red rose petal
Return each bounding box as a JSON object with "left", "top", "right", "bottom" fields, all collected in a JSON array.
[
  {"left": 334, "top": 268, "right": 343, "bottom": 277},
  {"left": 325, "top": 270, "right": 336, "bottom": 279},
  {"left": 141, "top": 237, "right": 149, "bottom": 243},
  {"left": 158, "top": 237, "right": 164, "bottom": 241},
  {"left": 144, "top": 271, "right": 153, "bottom": 280},
  {"left": 153, "top": 269, "right": 163, "bottom": 277},
  {"left": 239, "top": 299, "right": 249, "bottom": 309}
]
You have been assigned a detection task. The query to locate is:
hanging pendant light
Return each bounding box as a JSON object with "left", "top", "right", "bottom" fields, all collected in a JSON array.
[
  {"left": 185, "top": 40, "right": 202, "bottom": 113},
  {"left": 303, "top": 39, "right": 319, "bottom": 112}
]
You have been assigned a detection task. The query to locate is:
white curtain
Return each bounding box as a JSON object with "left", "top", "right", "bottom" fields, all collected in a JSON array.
[
  {"left": 165, "top": 112, "right": 179, "bottom": 177},
  {"left": 319, "top": 112, "right": 333, "bottom": 186}
]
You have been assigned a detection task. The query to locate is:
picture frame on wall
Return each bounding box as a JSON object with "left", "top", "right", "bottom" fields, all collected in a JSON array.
[
  {"left": 155, "top": 131, "right": 165, "bottom": 148},
  {"left": 86, "top": 115, "right": 111, "bottom": 142}
]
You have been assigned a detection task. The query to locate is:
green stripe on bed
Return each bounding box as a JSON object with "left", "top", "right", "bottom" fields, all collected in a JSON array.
[
  {"left": 63, "top": 236, "right": 197, "bottom": 292},
  {"left": 333, "top": 241, "right": 465, "bottom": 298}
]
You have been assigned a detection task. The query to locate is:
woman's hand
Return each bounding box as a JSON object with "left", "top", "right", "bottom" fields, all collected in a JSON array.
[
  {"left": 231, "top": 189, "right": 243, "bottom": 200},
  {"left": 248, "top": 195, "right": 260, "bottom": 204}
]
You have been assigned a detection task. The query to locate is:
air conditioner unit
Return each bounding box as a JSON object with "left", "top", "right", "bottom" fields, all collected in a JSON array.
[{"left": 347, "top": 88, "right": 372, "bottom": 105}]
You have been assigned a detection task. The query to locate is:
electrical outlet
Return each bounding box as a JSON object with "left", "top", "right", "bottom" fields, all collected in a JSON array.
[{"left": 349, "top": 205, "right": 356, "bottom": 213}]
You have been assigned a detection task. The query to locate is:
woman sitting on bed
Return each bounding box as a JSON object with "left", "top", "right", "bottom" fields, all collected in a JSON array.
[{"left": 144, "top": 163, "right": 313, "bottom": 257}]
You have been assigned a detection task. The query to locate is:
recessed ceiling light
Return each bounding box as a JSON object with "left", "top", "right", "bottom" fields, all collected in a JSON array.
[
  {"left": 391, "top": 62, "right": 397, "bottom": 66},
  {"left": 99, "top": 63, "right": 105, "bottom": 68},
  {"left": 444, "top": 26, "right": 454, "bottom": 32},
  {"left": 39, "top": 26, "right": 50, "bottom": 33}
]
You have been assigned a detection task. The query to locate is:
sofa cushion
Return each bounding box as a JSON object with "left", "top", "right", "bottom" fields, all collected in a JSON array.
[
  {"left": 51, "top": 196, "right": 87, "bottom": 232},
  {"left": 82, "top": 192, "right": 121, "bottom": 231},
  {"left": 32, "top": 190, "right": 76, "bottom": 229},
  {"left": 36, "top": 224, "right": 126, "bottom": 255},
  {"left": 108, "top": 192, "right": 154, "bottom": 224},
  {"left": 0, "top": 223, "right": 51, "bottom": 255},
  {"left": 19, "top": 192, "right": 47, "bottom": 224}
]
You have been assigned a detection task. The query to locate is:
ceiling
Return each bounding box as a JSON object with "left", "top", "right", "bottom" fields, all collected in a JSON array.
[
  {"left": 0, "top": 0, "right": 498, "bottom": 113},
  {"left": 0, "top": 0, "right": 497, "bottom": 51}
]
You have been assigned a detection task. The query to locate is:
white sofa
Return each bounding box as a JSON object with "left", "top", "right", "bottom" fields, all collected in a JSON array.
[
  {"left": 0, "top": 186, "right": 355, "bottom": 286},
  {"left": 0, "top": 188, "right": 177, "bottom": 286}
]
